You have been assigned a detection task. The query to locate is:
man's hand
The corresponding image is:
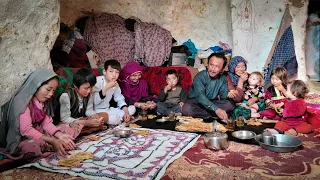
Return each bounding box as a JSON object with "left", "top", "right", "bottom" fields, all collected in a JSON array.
[{"left": 215, "top": 108, "right": 228, "bottom": 120}]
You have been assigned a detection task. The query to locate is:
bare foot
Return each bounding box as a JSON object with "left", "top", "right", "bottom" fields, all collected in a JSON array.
[
  {"left": 265, "top": 128, "right": 279, "bottom": 134},
  {"left": 284, "top": 129, "right": 298, "bottom": 136}
]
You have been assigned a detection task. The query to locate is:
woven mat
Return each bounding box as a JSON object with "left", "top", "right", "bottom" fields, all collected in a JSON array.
[{"left": 20, "top": 127, "right": 199, "bottom": 180}]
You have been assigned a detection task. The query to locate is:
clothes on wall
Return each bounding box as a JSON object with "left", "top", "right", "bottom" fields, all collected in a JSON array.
[
  {"left": 84, "top": 13, "right": 172, "bottom": 68},
  {"left": 134, "top": 21, "right": 172, "bottom": 67},
  {"left": 84, "top": 14, "right": 135, "bottom": 68}
]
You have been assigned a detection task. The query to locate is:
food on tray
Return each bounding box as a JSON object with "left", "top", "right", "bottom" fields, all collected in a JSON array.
[
  {"left": 213, "top": 122, "right": 227, "bottom": 132},
  {"left": 129, "top": 123, "right": 142, "bottom": 128},
  {"left": 87, "top": 135, "right": 100, "bottom": 141},
  {"left": 71, "top": 152, "right": 94, "bottom": 160},
  {"left": 246, "top": 120, "right": 262, "bottom": 126},
  {"left": 256, "top": 119, "right": 278, "bottom": 123},
  {"left": 176, "top": 122, "right": 212, "bottom": 132},
  {"left": 58, "top": 158, "right": 83, "bottom": 167},
  {"left": 176, "top": 116, "right": 203, "bottom": 122},
  {"left": 147, "top": 114, "right": 157, "bottom": 119},
  {"left": 134, "top": 130, "right": 150, "bottom": 136}
]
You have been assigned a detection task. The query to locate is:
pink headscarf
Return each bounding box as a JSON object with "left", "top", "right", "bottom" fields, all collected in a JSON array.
[{"left": 118, "top": 61, "right": 149, "bottom": 102}]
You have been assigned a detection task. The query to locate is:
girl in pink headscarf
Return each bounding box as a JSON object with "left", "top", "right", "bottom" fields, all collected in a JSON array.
[{"left": 118, "top": 61, "right": 156, "bottom": 111}]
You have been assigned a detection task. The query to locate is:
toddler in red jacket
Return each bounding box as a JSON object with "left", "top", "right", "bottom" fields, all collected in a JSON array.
[{"left": 267, "top": 80, "right": 313, "bottom": 136}]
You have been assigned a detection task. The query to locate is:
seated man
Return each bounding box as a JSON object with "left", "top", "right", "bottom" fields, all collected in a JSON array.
[{"left": 182, "top": 52, "right": 234, "bottom": 120}]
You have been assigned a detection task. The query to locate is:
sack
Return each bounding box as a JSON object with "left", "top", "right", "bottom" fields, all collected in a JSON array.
[{"left": 171, "top": 53, "right": 187, "bottom": 65}]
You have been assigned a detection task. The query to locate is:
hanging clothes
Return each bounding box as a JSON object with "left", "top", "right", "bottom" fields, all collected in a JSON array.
[
  {"left": 134, "top": 21, "right": 172, "bottom": 67},
  {"left": 84, "top": 13, "right": 135, "bottom": 68}
]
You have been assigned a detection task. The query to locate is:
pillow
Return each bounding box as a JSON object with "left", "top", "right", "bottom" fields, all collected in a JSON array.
[{"left": 307, "top": 107, "right": 320, "bottom": 129}]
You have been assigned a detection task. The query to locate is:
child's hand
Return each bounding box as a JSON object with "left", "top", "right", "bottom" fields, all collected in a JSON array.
[
  {"left": 90, "top": 113, "right": 100, "bottom": 119},
  {"left": 86, "top": 118, "right": 102, "bottom": 127},
  {"left": 56, "top": 133, "right": 76, "bottom": 150},
  {"left": 51, "top": 138, "right": 68, "bottom": 157},
  {"left": 123, "top": 112, "right": 131, "bottom": 122},
  {"left": 106, "top": 80, "right": 118, "bottom": 89},
  {"left": 277, "top": 85, "right": 286, "bottom": 93},
  {"left": 164, "top": 84, "right": 172, "bottom": 93},
  {"left": 146, "top": 101, "right": 156, "bottom": 109},
  {"left": 246, "top": 98, "right": 257, "bottom": 106},
  {"left": 140, "top": 103, "right": 149, "bottom": 110},
  {"left": 251, "top": 89, "right": 258, "bottom": 94}
]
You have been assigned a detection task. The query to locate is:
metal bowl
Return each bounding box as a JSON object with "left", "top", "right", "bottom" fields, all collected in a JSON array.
[
  {"left": 156, "top": 118, "right": 168, "bottom": 123},
  {"left": 232, "top": 130, "right": 256, "bottom": 140},
  {"left": 113, "top": 130, "right": 133, "bottom": 138},
  {"left": 255, "top": 134, "right": 302, "bottom": 153}
]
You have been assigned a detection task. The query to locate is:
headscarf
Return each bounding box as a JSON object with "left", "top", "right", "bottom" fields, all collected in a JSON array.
[
  {"left": 228, "top": 56, "right": 247, "bottom": 86},
  {"left": 0, "top": 69, "right": 57, "bottom": 154},
  {"left": 118, "top": 61, "right": 148, "bottom": 102}
]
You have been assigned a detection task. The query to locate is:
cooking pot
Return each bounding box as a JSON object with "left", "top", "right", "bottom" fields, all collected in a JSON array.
[{"left": 204, "top": 131, "right": 229, "bottom": 150}]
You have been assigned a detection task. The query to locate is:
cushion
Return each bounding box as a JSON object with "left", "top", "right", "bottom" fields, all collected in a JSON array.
[
  {"left": 307, "top": 107, "right": 320, "bottom": 129},
  {"left": 142, "top": 66, "right": 193, "bottom": 96}
]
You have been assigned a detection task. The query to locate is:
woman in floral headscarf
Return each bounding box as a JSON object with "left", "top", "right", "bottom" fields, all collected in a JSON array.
[
  {"left": 226, "top": 56, "right": 248, "bottom": 103},
  {"left": 118, "top": 61, "right": 157, "bottom": 112}
]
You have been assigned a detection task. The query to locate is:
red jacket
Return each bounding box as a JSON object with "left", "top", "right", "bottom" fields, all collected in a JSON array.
[{"left": 282, "top": 98, "right": 307, "bottom": 126}]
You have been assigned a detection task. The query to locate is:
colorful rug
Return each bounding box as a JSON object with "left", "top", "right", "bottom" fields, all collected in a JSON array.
[
  {"left": 162, "top": 135, "right": 320, "bottom": 180},
  {"left": 306, "top": 93, "right": 320, "bottom": 109},
  {"left": 21, "top": 127, "right": 200, "bottom": 180}
]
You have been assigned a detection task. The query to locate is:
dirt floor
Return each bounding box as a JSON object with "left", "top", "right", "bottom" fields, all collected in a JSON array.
[{"left": 309, "top": 81, "right": 320, "bottom": 93}]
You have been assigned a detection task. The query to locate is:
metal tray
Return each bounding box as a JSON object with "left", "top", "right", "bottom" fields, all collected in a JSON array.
[{"left": 255, "top": 134, "right": 302, "bottom": 153}]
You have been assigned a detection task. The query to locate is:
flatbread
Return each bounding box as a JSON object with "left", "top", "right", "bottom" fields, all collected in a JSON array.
[
  {"left": 129, "top": 123, "right": 142, "bottom": 128},
  {"left": 134, "top": 130, "right": 149, "bottom": 136},
  {"left": 87, "top": 135, "right": 100, "bottom": 141},
  {"left": 256, "top": 119, "right": 278, "bottom": 123},
  {"left": 58, "top": 158, "right": 82, "bottom": 167},
  {"left": 176, "top": 122, "right": 212, "bottom": 132},
  {"left": 176, "top": 116, "right": 203, "bottom": 122},
  {"left": 71, "top": 152, "right": 94, "bottom": 160},
  {"left": 147, "top": 115, "right": 157, "bottom": 119},
  {"left": 246, "top": 120, "right": 262, "bottom": 126}
]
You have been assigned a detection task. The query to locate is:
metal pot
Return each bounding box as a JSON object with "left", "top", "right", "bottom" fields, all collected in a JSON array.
[{"left": 204, "top": 131, "right": 229, "bottom": 150}]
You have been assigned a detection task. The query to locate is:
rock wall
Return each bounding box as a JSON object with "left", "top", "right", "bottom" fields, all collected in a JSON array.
[
  {"left": 231, "top": 0, "right": 308, "bottom": 79},
  {"left": 231, "top": 0, "right": 288, "bottom": 73},
  {"left": 0, "top": 0, "right": 60, "bottom": 106}
]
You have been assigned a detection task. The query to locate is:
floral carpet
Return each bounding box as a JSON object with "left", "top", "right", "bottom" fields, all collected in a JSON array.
[{"left": 1, "top": 134, "right": 320, "bottom": 180}]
